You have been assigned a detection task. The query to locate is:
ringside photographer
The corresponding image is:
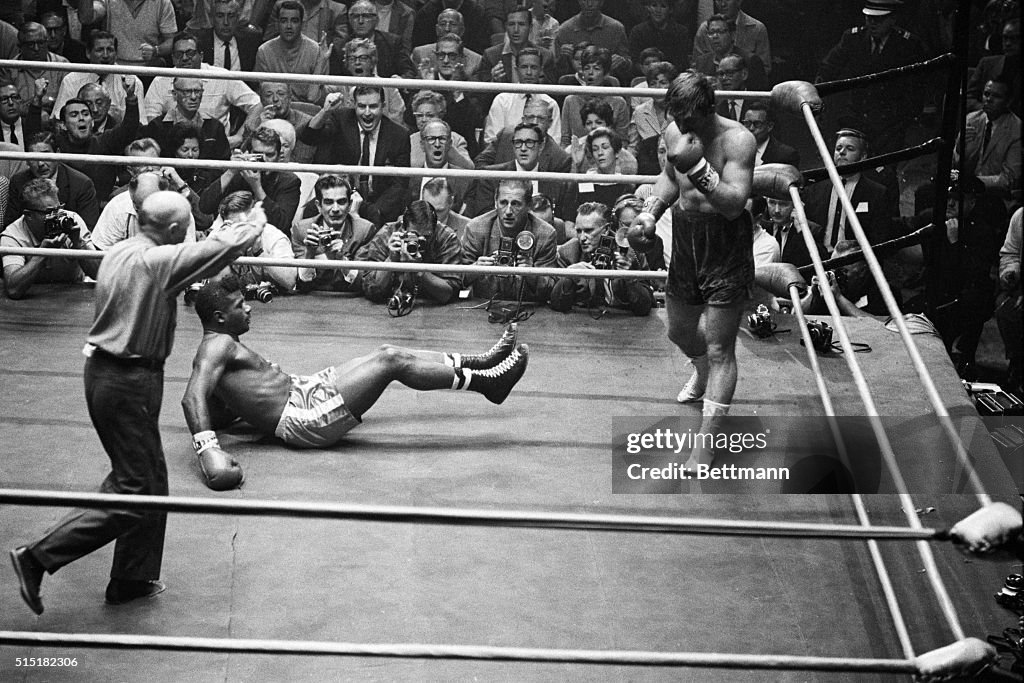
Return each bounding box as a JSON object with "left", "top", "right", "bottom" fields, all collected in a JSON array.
[
  {"left": 1, "top": 177, "right": 99, "bottom": 299},
  {"left": 549, "top": 199, "right": 661, "bottom": 316},
  {"left": 354, "top": 199, "right": 463, "bottom": 310}
]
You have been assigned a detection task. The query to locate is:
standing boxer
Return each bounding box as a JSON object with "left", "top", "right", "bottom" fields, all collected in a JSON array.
[
  {"left": 628, "top": 70, "right": 756, "bottom": 470},
  {"left": 10, "top": 192, "right": 265, "bottom": 614}
]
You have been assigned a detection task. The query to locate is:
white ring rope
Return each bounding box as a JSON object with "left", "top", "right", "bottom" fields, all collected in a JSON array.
[
  {"left": 0, "top": 489, "right": 944, "bottom": 540},
  {"left": 0, "top": 631, "right": 918, "bottom": 672},
  {"left": 799, "top": 105, "right": 992, "bottom": 509},
  {"left": 789, "top": 183, "right": 967, "bottom": 642},
  {"left": 0, "top": 58, "right": 770, "bottom": 101},
  {"left": 787, "top": 284, "right": 916, "bottom": 658},
  {"left": 0, "top": 150, "right": 660, "bottom": 186}
]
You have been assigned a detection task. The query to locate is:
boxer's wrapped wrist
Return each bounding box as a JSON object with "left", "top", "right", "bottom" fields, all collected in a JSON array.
[
  {"left": 686, "top": 157, "right": 720, "bottom": 195},
  {"left": 641, "top": 196, "right": 668, "bottom": 221},
  {"left": 192, "top": 430, "right": 220, "bottom": 455}
]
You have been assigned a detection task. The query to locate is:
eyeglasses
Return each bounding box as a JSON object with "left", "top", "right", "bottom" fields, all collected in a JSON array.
[
  {"left": 20, "top": 39, "right": 48, "bottom": 47},
  {"left": 172, "top": 49, "right": 199, "bottom": 60},
  {"left": 350, "top": 12, "right": 377, "bottom": 19},
  {"left": 174, "top": 88, "right": 204, "bottom": 97},
  {"left": 512, "top": 139, "right": 539, "bottom": 149},
  {"left": 25, "top": 203, "right": 64, "bottom": 215},
  {"left": 423, "top": 135, "right": 448, "bottom": 145},
  {"left": 0, "top": 93, "right": 22, "bottom": 103},
  {"left": 347, "top": 54, "right": 374, "bottom": 63},
  {"left": 706, "top": 28, "right": 728, "bottom": 36},
  {"left": 434, "top": 50, "right": 461, "bottom": 61}
]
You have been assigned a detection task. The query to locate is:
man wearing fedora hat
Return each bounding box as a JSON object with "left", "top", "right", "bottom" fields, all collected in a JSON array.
[{"left": 817, "top": 0, "right": 927, "bottom": 155}]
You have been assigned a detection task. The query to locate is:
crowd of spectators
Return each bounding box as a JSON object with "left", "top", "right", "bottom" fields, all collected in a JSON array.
[{"left": 0, "top": 0, "right": 1020, "bottom": 389}]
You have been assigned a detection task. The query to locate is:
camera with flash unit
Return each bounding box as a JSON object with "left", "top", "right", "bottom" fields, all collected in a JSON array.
[
  {"left": 398, "top": 230, "right": 427, "bottom": 259},
  {"left": 492, "top": 231, "right": 536, "bottom": 267}
]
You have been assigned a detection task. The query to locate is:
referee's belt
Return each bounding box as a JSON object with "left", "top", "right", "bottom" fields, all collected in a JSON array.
[{"left": 88, "top": 346, "right": 165, "bottom": 370}]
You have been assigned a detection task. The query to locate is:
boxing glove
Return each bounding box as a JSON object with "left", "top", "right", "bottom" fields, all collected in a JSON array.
[
  {"left": 770, "top": 81, "right": 822, "bottom": 115},
  {"left": 192, "top": 431, "right": 244, "bottom": 491},
  {"left": 753, "top": 163, "right": 803, "bottom": 200},
  {"left": 669, "top": 133, "right": 719, "bottom": 195},
  {"left": 627, "top": 211, "right": 659, "bottom": 253},
  {"left": 754, "top": 263, "right": 807, "bottom": 297}
]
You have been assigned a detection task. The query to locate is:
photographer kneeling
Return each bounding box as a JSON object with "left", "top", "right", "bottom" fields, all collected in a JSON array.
[
  {"left": 354, "top": 200, "right": 463, "bottom": 310},
  {"left": 462, "top": 179, "right": 558, "bottom": 305},
  {"left": 2, "top": 178, "right": 99, "bottom": 299},
  {"left": 549, "top": 200, "right": 660, "bottom": 316}
]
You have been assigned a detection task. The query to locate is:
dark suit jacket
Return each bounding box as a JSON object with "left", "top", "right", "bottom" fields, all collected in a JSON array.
[
  {"left": 761, "top": 136, "right": 800, "bottom": 167},
  {"left": 198, "top": 170, "right": 301, "bottom": 237},
  {"left": 756, "top": 216, "right": 826, "bottom": 269},
  {"left": 474, "top": 129, "right": 572, "bottom": 172},
  {"left": 967, "top": 54, "right": 1020, "bottom": 116},
  {"left": 801, "top": 175, "right": 892, "bottom": 250},
  {"left": 465, "top": 160, "right": 578, "bottom": 222},
  {"left": 298, "top": 110, "right": 412, "bottom": 223},
  {"left": 714, "top": 97, "right": 754, "bottom": 123},
  {"left": 55, "top": 38, "right": 88, "bottom": 64},
  {"left": 4, "top": 163, "right": 99, "bottom": 229},
  {"left": 196, "top": 27, "right": 262, "bottom": 74},
  {"left": 477, "top": 43, "right": 558, "bottom": 86}
]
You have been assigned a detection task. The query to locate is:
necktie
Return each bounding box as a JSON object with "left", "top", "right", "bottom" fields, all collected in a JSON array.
[
  {"left": 981, "top": 118, "right": 993, "bottom": 154},
  {"left": 9, "top": 125, "right": 16, "bottom": 145},
  {"left": 359, "top": 131, "right": 371, "bottom": 198},
  {"left": 728, "top": 100, "right": 737, "bottom": 120},
  {"left": 223, "top": 41, "right": 232, "bottom": 70}
]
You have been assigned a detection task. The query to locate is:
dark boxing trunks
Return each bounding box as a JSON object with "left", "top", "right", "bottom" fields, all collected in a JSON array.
[{"left": 668, "top": 208, "right": 754, "bottom": 305}]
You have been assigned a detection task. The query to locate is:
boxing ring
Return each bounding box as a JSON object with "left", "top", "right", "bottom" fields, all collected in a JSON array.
[{"left": 2, "top": 4, "right": 1022, "bottom": 678}]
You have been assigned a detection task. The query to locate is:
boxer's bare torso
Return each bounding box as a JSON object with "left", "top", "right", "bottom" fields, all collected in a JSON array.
[{"left": 663, "top": 115, "right": 754, "bottom": 219}]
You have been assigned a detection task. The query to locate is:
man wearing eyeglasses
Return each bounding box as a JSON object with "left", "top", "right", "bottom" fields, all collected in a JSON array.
[
  {"left": 324, "top": 38, "right": 406, "bottom": 127},
  {"left": 466, "top": 122, "right": 576, "bottom": 228},
  {"left": 40, "top": 10, "right": 87, "bottom": 64},
  {"left": 410, "top": 10, "right": 483, "bottom": 78},
  {"left": 0, "top": 80, "right": 40, "bottom": 152},
  {"left": 690, "top": 0, "right": 770, "bottom": 77},
  {"left": 482, "top": 49, "right": 561, "bottom": 144},
  {"left": 691, "top": 14, "right": 766, "bottom": 91},
  {"left": 2, "top": 23, "right": 68, "bottom": 107},
  {"left": 343, "top": 0, "right": 415, "bottom": 79},
  {"left": 142, "top": 77, "right": 231, "bottom": 161},
  {"left": 409, "top": 120, "right": 472, "bottom": 212},
  {"left": 144, "top": 32, "right": 260, "bottom": 149},
  {"left": 740, "top": 100, "right": 798, "bottom": 168},
  {"left": 411, "top": 35, "right": 483, "bottom": 158},
  {"left": 1, "top": 177, "right": 99, "bottom": 299},
  {"left": 474, "top": 96, "right": 570, "bottom": 171}
]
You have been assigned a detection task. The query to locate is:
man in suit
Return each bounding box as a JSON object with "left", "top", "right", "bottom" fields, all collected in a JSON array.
[
  {"left": 328, "top": 38, "right": 407, "bottom": 128},
  {"left": 714, "top": 54, "right": 756, "bottom": 123},
  {"left": 466, "top": 122, "right": 577, "bottom": 227},
  {"left": 40, "top": 10, "right": 87, "bottom": 64},
  {"left": 966, "top": 17, "right": 1019, "bottom": 117},
  {"left": 741, "top": 100, "right": 799, "bottom": 167},
  {"left": 0, "top": 79, "right": 38, "bottom": 151},
  {"left": 476, "top": 5, "right": 557, "bottom": 85},
  {"left": 691, "top": 0, "right": 770, "bottom": 76},
  {"left": 409, "top": 120, "right": 473, "bottom": 213},
  {"left": 292, "top": 174, "right": 379, "bottom": 293},
  {"left": 196, "top": 0, "right": 262, "bottom": 73},
  {"left": 410, "top": 9, "right": 483, "bottom": 78},
  {"left": 474, "top": 97, "right": 571, "bottom": 171},
  {"left": 757, "top": 196, "right": 825, "bottom": 269},
  {"left": 343, "top": 0, "right": 415, "bottom": 79},
  {"left": 5, "top": 132, "right": 99, "bottom": 230},
  {"left": 801, "top": 128, "right": 895, "bottom": 313},
  {"left": 411, "top": 35, "right": 484, "bottom": 158},
  {"left": 299, "top": 85, "right": 411, "bottom": 226},
  {"left": 462, "top": 178, "right": 558, "bottom": 302},
  {"left": 953, "top": 78, "right": 1021, "bottom": 210},
  {"left": 692, "top": 15, "right": 767, "bottom": 90}
]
